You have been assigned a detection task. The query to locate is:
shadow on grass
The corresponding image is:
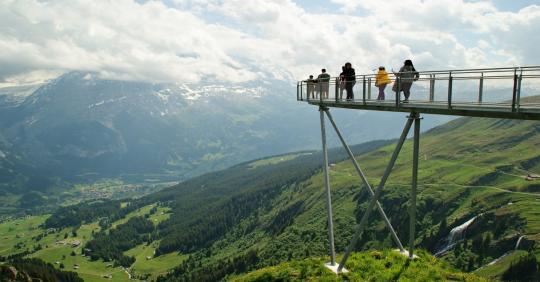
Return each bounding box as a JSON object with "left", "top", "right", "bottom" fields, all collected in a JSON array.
[{"left": 391, "top": 259, "right": 410, "bottom": 281}]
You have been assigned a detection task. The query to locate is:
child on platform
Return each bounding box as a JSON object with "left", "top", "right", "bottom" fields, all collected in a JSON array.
[{"left": 375, "top": 66, "right": 391, "bottom": 100}]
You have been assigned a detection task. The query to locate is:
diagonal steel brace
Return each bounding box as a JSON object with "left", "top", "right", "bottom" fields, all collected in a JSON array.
[
  {"left": 338, "top": 114, "right": 415, "bottom": 272},
  {"left": 324, "top": 109, "right": 405, "bottom": 252}
]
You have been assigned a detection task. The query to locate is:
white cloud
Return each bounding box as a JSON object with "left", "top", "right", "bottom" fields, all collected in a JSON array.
[
  {"left": 0, "top": 0, "right": 539, "bottom": 84},
  {"left": 0, "top": 0, "right": 261, "bottom": 83}
]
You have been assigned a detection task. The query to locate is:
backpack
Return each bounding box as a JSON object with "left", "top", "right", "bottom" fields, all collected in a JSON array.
[{"left": 401, "top": 66, "right": 419, "bottom": 81}]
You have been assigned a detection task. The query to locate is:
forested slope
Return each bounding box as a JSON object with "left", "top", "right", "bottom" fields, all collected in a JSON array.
[{"left": 36, "top": 115, "right": 540, "bottom": 281}]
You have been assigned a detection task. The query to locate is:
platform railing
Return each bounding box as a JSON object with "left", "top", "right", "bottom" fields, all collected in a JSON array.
[{"left": 297, "top": 66, "right": 540, "bottom": 113}]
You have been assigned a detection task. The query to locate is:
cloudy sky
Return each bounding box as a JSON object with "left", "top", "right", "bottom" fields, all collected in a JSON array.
[{"left": 1, "top": 0, "right": 539, "bottom": 85}]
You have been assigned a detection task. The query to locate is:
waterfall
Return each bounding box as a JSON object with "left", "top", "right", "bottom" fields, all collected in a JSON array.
[
  {"left": 480, "top": 235, "right": 527, "bottom": 269},
  {"left": 515, "top": 235, "right": 525, "bottom": 250},
  {"left": 435, "top": 215, "right": 478, "bottom": 257},
  {"left": 476, "top": 235, "right": 527, "bottom": 270}
]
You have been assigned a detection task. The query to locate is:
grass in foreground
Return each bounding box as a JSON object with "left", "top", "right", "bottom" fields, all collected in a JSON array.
[{"left": 231, "top": 249, "right": 487, "bottom": 282}]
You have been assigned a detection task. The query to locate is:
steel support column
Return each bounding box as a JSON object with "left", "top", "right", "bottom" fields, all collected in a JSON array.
[
  {"left": 320, "top": 106, "right": 336, "bottom": 265},
  {"left": 429, "top": 74, "right": 435, "bottom": 102},
  {"left": 335, "top": 78, "right": 340, "bottom": 102},
  {"left": 338, "top": 115, "right": 414, "bottom": 272},
  {"left": 448, "top": 72, "right": 453, "bottom": 109},
  {"left": 478, "top": 73, "right": 484, "bottom": 103},
  {"left": 517, "top": 68, "right": 523, "bottom": 111},
  {"left": 324, "top": 109, "right": 405, "bottom": 252},
  {"left": 362, "top": 76, "right": 367, "bottom": 104},
  {"left": 512, "top": 70, "right": 518, "bottom": 112},
  {"left": 409, "top": 112, "right": 421, "bottom": 259},
  {"left": 367, "top": 78, "right": 372, "bottom": 100}
]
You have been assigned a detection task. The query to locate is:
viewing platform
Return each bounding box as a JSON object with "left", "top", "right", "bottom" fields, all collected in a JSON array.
[{"left": 297, "top": 66, "right": 540, "bottom": 120}]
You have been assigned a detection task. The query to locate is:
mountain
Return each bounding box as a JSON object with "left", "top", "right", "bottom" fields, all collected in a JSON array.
[
  {"left": 0, "top": 138, "right": 59, "bottom": 215},
  {"left": 17, "top": 110, "right": 536, "bottom": 281},
  {"left": 0, "top": 83, "right": 42, "bottom": 108},
  {"left": 0, "top": 72, "right": 451, "bottom": 191},
  {"left": 0, "top": 72, "right": 301, "bottom": 183}
]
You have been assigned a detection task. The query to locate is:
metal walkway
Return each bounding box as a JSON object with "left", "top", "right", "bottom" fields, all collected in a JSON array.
[
  {"left": 297, "top": 66, "right": 540, "bottom": 274},
  {"left": 297, "top": 66, "right": 540, "bottom": 120}
]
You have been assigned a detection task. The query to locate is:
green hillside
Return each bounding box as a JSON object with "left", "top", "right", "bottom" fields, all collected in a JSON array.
[
  {"left": 1, "top": 114, "right": 539, "bottom": 281},
  {"left": 147, "top": 116, "right": 539, "bottom": 281},
  {"left": 231, "top": 250, "right": 486, "bottom": 282}
]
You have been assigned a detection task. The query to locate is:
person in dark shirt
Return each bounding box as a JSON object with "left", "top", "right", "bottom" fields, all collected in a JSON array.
[
  {"left": 317, "top": 69, "right": 331, "bottom": 99},
  {"left": 343, "top": 62, "right": 356, "bottom": 101},
  {"left": 392, "top": 59, "right": 419, "bottom": 102}
]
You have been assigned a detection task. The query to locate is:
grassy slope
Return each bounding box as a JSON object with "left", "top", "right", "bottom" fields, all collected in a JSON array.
[
  {"left": 177, "top": 116, "right": 539, "bottom": 280},
  {"left": 249, "top": 152, "right": 312, "bottom": 169},
  {"left": 124, "top": 243, "right": 185, "bottom": 280},
  {"left": 0, "top": 215, "right": 48, "bottom": 256},
  {"left": 231, "top": 250, "right": 486, "bottom": 282},
  {"left": 27, "top": 217, "right": 130, "bottom": 282},
  {"left": 0, "top": 203, "right": 176, "bottom": 281},
  {"left": 474, "top": 250, "right": 528, "bottom": 280},
  {"left": 357, "top": 117, "right": 540, "bottom": 235},
  {"left": 1, "top": 115, "right": 539, "bottom": 281}
]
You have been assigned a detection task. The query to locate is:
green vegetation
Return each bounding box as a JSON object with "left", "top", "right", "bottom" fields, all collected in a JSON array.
[
  {"left": 85, "top": 216, "right": 155, "bottom": 267},
  {"left": 0, "top": 215, "right": 49, "bottom": 256},
  {"left": 502, "top": 252, "right": 539, "bottom": 281},
  {"left": 30, "top": 240, "right": 131, "bottom": 282},
  {"left": 1, "top": 257, "right": 83, "bottom": 282},
  {"left": 248, "top": 152, "right": 312, "bottom": 169},
  {"left": 231, "top": 250, "right": 486, "bottom": 282},
  {"left": 151, "top": 117, "right": 540, "bottom": 281},
  {"left": 108, "top": 204, "right": 171, "bottom": 229},
  {"left": 124, "top": 243, "right": 185, "bottom": 280},
  {"left": 44, "top": 200, "right": 131, "bottom": 229},
  {"left": 2, "top": 115, "right": 540, "bottom": 281},
  {"left": 475, "top": 250, "right": 529, "bottom": 279},
  {"left": 0, "top": 204, "right": 176, "bottom": 281}
]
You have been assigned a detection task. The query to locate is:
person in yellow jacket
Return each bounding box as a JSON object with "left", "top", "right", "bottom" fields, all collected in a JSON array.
[{"left": 375, "top": 66, "right": 391, "bottom": 100}]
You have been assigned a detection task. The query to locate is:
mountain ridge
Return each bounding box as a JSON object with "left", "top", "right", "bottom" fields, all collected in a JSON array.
[{"left": 0, "top": 71, "right": 452, "bottom": 212}]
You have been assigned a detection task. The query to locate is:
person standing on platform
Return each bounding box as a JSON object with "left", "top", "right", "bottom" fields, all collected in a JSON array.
[
  {"left": 392, "top": 59, "right": 419, "bottom": 102},
  {"left": 375, "top": 66, "right": 391, "bottom": 100},
  {"left": 305, "top": 75, "right": 316, "bottom": 99},
  {"left": 317, "top": 69, "right": 331, "bottom": 99},
  {"left": 343, "top": 62, "right": 356, "bottom": 101}
]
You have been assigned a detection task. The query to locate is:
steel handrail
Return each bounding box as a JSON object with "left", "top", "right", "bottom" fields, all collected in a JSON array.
[
  {"left": 299, "top": 66, "right": 540, "bottom": 82},
  {"left": 296, "top": 65, "right": 540, "bottom": 117}
]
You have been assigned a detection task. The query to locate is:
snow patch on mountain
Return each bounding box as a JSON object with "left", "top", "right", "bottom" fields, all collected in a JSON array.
[
  {"left": 0, "top": 83, "right": 44, "bottom": 106},
  {"left": 154, "top": 90, "right": 171, "bottom": 102},
  {"left": 26, "top": 116, "right": 39, "bottom": 126},
  {"left": 88, "top": 96, "right": 127, "bottom": 109}
]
